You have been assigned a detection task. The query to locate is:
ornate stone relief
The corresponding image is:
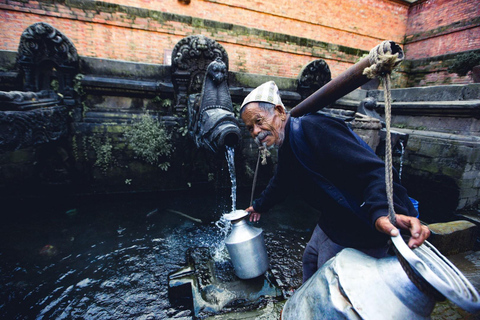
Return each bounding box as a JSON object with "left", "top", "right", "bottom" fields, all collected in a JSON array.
[
  {"left": 171, "top": 35, "right": 229, "bottom": 115},
  {"left": 297, "top": 59, "right": 331, "bottom": 100},
  {"left": 16, "top": 22, "right": 78, "bottom": 102},
  {"left": 0, "top": 23, "right": 77, "bottom": 152},
  {"left": 0, "top": 106, "right": 68, "bottom": 153}
]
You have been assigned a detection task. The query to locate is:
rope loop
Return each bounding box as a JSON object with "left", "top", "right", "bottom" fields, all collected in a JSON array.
[{"left": 363, "top": 40, "right": 404, "bottom": 79}]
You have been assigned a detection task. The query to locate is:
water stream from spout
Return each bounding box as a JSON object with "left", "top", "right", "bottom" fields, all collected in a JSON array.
[
  {"left": 212, "top": 145, "right": 237, "bottom": 261},
  {"left": 226, "top": 145, "right": 237, "bottom": 212},
  {"left": 398, "top": 140, "right": 405, "bottom": 183}
]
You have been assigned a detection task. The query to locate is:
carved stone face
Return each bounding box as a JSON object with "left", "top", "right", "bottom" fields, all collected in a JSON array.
[
  {"left": 241, "top": 102, "right": 287, "bottom": 147},
  {"left": 208, "top": 60, "right": 227, "bottom": 84}
]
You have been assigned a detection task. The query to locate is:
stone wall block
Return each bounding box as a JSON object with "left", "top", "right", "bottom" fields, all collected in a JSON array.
[
  {"left": 462, "top": 170, "right": 480, "bottom": 181},
  {"left": 474, "top": 177, "right": 480, "bottom": 189},
  {"left": 459, "top": 187, "right": 479, "bottom": 200},
  {"left": 427, "top": 220, "right": 477, "bottom": 256}
]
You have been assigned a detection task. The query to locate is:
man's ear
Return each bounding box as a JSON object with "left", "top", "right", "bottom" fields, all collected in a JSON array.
[
  {"left": 274, "top": 104, "right": 286, "bottom": 115},
  {"left": 274, "top": 105, "right": 286, "bottom": 120}
]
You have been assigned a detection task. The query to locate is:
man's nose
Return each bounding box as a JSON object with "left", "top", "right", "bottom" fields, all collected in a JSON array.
[{"left": 252, "top": 125, "right": 262, "bottom": 136}]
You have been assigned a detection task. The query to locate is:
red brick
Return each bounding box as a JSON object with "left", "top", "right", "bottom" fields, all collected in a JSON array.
[{"left": 0, "top": 0, "right": 478, "bottom": 85}]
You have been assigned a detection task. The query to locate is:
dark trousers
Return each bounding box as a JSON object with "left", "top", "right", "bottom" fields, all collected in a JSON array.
[{"left": 302, "top": 225, "right": 390, "bottom": 283}]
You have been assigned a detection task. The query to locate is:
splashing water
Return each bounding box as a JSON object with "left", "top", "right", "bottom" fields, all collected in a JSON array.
[{"left": 213, "top": 214, "right": 231, "bottom": 262}]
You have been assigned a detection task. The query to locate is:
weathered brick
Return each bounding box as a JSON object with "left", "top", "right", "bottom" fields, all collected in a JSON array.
[
  {"left": 404, "top": 0, "right": 480, "bottom": 64},
  {"left": 0, "top": 0, "right": 408, "bottom": 79},
  {"left": 0, "top": 0, "right": 478, "bottom": 86}
]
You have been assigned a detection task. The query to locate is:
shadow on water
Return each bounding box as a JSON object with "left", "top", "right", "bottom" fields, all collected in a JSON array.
[{"left": 0, "top": 190, "right": 318, "bottom": 319}]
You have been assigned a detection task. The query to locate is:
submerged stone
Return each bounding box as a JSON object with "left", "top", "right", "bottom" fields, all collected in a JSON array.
[{"left": 168, "top": 247, "right": 282, "bottom": 318}]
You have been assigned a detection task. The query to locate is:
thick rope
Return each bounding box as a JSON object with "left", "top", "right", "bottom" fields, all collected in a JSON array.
[
  {"left": 363, "top": 40, "right": 403, "bottom": 225},
  {"left": 383, "top": 74, "right": 396, "bottom": 225}
]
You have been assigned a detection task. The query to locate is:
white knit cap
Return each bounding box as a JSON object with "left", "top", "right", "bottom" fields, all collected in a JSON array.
[{"left": 240, "top": 81, "right": 285, "bottom": 110}]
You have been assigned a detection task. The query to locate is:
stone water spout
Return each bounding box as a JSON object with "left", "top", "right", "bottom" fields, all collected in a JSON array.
[
  {"left": 187, "top": 58, "right": 241, "bottom": 153},
  {"left": 358, "top": 97, "right": 409, "bottom": 156}
]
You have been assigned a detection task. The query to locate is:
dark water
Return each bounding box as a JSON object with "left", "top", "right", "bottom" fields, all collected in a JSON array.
[{"left": 0, "top": 191, "right": 317, "bottom": 319}]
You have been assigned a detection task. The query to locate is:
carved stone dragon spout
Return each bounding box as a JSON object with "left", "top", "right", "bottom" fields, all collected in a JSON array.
[{"left": 188, "top": 58, "right": 241, "bottom": 153}]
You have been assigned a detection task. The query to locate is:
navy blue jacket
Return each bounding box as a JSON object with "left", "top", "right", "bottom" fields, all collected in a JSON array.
[{"left": 253, "top": 113, "right": 417, "bottom": 248}]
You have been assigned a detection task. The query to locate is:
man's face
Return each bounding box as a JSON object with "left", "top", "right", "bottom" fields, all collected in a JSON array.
[{"left": 241, "top": 103, "right": 286, "bottom": 147}]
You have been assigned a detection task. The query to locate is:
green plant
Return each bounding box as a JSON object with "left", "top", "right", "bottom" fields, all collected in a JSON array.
[
  {"left": 50, "top": 79, "right": 59, "bottom": 92},
  {"left": 73, "top": 74, "right": 85, "bottom": 96},
  {"left": 151, "top": 96, "right": 172, "bottom": 108},
  {"left": 177, "top": 125, "right": 189, "bottom": 137},
  {"left": 232, "top": 102, "right": 241, "bottom": 118},
  {"left": 71, "top": 134, "right": 79, "bottom": 161},
  {"left": 73, "top": 74, "right": 89, "bottom": 118},
  {"left": 92, "top": 136, "right": 115, "bottom": 174},
  {"left": 161, "top": 98, "right": 173, "bottom": 109},
  {"left": 152, "top": 96, "right": 162, "bottom": 103},
  {"left": 81, "top": 102, "right": 90, "bottom": 119},
  {"left": 448, "top": 52, "right": 480, "bottom": 76},
  {"left": 356, "top": 53, "right": 369, "bottom": 63},
  {"left": 124, "top": 113, "right": 173, "bottom": 170}
]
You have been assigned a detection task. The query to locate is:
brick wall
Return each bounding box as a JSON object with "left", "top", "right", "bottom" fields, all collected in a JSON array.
[
  {"left": 406, "top": 0, "right": 479, "bottom": 35},
  {"left": 1, "top": 0, "right": 478, "bottom": 86},
  {"left": 406, "top": 28, "right": 480, "bottom": 59},
  {"left": 0, "top": 0, "right": 408, "bottom": 79},
  {"left": 104, "top": 0, "right": 408, "bottom": 48},
  {"left": 403, "top": 0, "right": 480, "bottom": 85}
]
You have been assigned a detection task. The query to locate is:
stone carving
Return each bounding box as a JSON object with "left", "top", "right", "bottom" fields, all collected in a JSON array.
[
  {"left": 0, "top": 23, "right": 76, "bottom": 152},
  {"left": 171, "top": 35, "right": 229, "bottom": 114},
  {"left": 357, "top": 97, "right": 382, "bottom": 124},
  {"left": 16, "top": 22, "right": 78, "bottom": 103},
  {"left": 356, "top": 97, "right": 409, "bottom": 156},
  {"left": 188, "top": 58, "right": 241, "bottom": 153},
  {"left": 297, "top": 59, "right": 331, "bottom": 100},
  {"left": 0, "top": 91, "right": 45, "bottom": 103},
  {"left": 0, "top": 106, "right": 68, "bottom": 152},
  {"left": 0, "top": 90, "right": 60, "bottom": 110}
]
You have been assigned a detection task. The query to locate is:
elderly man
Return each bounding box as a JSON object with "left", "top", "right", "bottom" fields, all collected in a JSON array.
[{"left": 240, "top": 81, "right": 430, "bottom": 282}]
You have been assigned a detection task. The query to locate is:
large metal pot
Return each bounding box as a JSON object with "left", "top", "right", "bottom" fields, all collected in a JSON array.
[
  {"left": 224, "top": 210, "right": 269, "bottom": 279},
  {"left": 282, "top": 235, "right": 480, "bottom": 319},
  {"left": 283, "top": 248, "right": 435, "bottom": 319}
]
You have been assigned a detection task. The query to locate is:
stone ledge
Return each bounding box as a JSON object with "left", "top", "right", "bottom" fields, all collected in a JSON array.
[{"left": 427, "top": 220, "right": 478, "bottom": 256}]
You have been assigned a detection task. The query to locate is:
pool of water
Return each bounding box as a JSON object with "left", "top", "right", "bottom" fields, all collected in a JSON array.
[{"left": 0, "top": 190, "right": 318, "bottom": 319}]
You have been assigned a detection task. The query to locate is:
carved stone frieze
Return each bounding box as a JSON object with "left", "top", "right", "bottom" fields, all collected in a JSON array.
[
  {"left": 297, "top": 59, "right": 331, "bottom": 100},
  {"left": 0, "top": 106, "right": 68, "bottom": 153},
  {"left": 0, "top": 90, "right": 61, "bottom": 111},
  {"left": 171, "top": 35, "right": 229, "bottom": 115}
]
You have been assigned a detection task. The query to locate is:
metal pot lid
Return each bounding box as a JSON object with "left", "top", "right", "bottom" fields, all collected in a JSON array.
[
  {"left": 223, "top": 210, "right": 249, "bottom": 221},
  {"left": 391, "top": 234, "right": 480, "bottom": 313}
]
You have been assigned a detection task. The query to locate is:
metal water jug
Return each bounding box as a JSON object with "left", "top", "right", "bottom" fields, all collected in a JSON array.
[
  {"left": 282, "top": 234, "right": 480, "bottom": 319},
  {"left": 224, "top": 210, "right": 269, "bottom": 279}
]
